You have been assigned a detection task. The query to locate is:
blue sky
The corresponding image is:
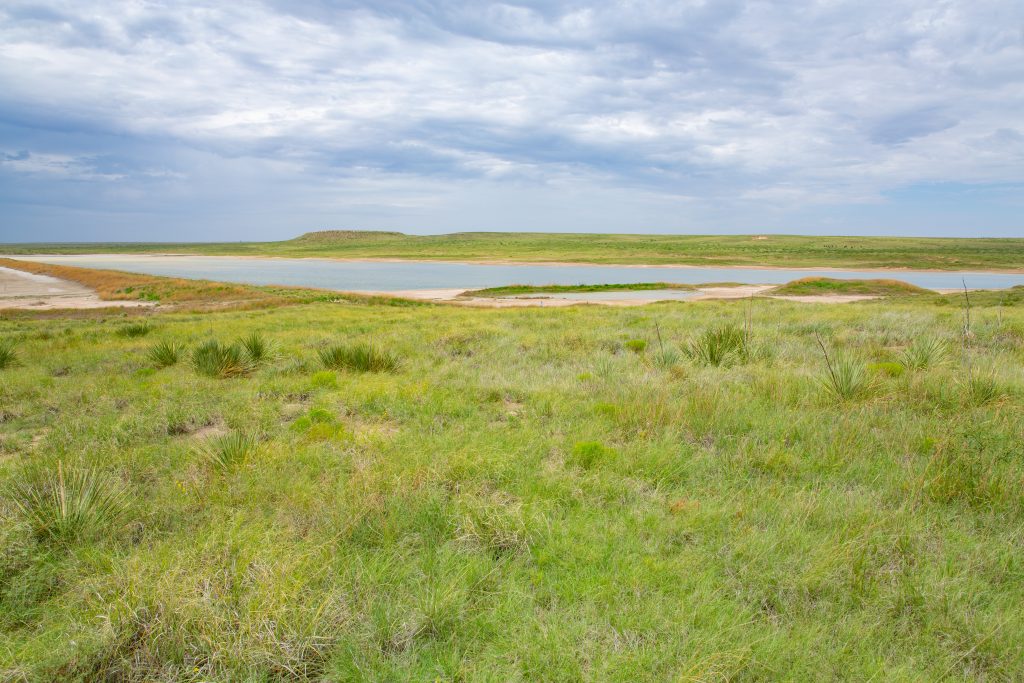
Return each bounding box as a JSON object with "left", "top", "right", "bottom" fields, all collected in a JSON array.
[{"left": 1, "top": 1, "right": 1022, "bottom": 241}]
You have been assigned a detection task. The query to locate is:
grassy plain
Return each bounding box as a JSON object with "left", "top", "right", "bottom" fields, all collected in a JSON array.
[
  {"left": 1, "top": 266, "right": 1023, "bottom": 681},
  {"left": 4, "top": 230, "right": 1024, "bottom": 271}
]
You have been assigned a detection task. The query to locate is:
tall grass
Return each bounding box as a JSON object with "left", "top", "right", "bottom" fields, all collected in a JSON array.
[
  {"left": 191, "top": 340, "right": 253, "bottom": 378},
  {"left": 148, "top": 340, "right": 184, "bottom": 368},
  {"left": 900, "top": 336, "right": 948, "bottom": 371},
  {"left": 0, "top": 340, "right": 17, "bottom": 369},
  {"left": 117, "top": 322, "right": 153, "bottom": 338},
  {"left": 318, "top": 342, "right": 400, "bottom": 373},
  {"left": 10, "top": 462, "right": 126, "bottom": 543},
  {"left": 688, "top": 324, "right": 748, "bottom": 366}
]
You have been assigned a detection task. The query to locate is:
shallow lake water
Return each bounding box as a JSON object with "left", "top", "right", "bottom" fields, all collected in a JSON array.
[{"left": 13, "top": 254, "right": 1024, "bottom": 292}]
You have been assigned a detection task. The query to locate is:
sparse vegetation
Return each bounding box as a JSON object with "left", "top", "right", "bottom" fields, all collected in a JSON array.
[
  {"left": 1, "top": 265, "right": 1023, "bottom": 680},
  {"left": 769, "top": 277, "right": 932, "bottom": 297},
  {"left": 318, "top": 342, "right": 400, "bottom": 373}
]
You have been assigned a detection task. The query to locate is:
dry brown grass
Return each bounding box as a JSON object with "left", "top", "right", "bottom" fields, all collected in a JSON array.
[{"left": 0, "top": 258, "right": 288, "bottom": 307}]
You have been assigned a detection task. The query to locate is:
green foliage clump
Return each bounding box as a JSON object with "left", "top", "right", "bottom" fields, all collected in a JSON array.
[
  {"left": 310, "top": 370, "right": 338, "bottom": 388},
  {"left": 567, "top": 441, "right": 617, "bottom": 470},
  {"left": 318, "top": 342, "right": 399, "bottom": 373},
  {"left": 10, "top": 462, "right": 126, "bottom": 543},
  {"left": 624, "top": 338, "right": 647, "bottom": 354},
  {"left": 819, "top": 353, "right": 870, "bottom": 401},
  {"left": 899, "top": 336, "right": 948, "bottom": 371},
  {"left": 148, "top": 340, "right": 185, "bottom": 368},
  {"left": 0, "top": 340, "right": 17, "bottom": 369},
  {"left": 867, "top": 361, "right": 904, "bottom": 378},
  {"left": 239, "top": 331, "right": 273, "bottom": 365},
  {"left": 199, "top": 432, "right": 257, "bottom": 471},
  {"left": 688, "top": 324, "right": 748, "bottom": 366},
  {"left": 290, "top": 408, "right": 349, "bottom": 441},
  {"left": 191, "top": 340, "right": 253, "bottom": 378},
  {"left": 117, "top": 321, "right": 153, "bottom": 338}
]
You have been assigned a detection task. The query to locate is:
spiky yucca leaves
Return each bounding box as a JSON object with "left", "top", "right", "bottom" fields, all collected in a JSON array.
[
  {"left": 191, "top": 340, "right": 253, "bottom": 378},
  {"left": 0, "top": 340, "right": 17, "bottom": 369},
  {"left": 318, "top": 342, "right": 400, "bottom": 373},
  {"left": 117, "top": 322, "right": 153, "bottom": 338},
  {"left": 900, "top": 336, "right": 948, "bottom": 371},
  {"left": 10, "top": 462, "right": 127, "bottom": 543},
  {"left": 199, "top": 432, "right": 258, "bottom": 471},
  {"left": 148, "top": 340, "right": 184, "bottom": 368},
  {"left": 688, "top": 324, "right": 748, "bottom": 367},
  {"left": 240, "top": 331, "right": 273, "bottom": 365}
]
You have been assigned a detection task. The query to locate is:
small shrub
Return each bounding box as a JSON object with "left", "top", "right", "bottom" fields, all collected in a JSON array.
[
  {"left": 148, "top": 340, "right": 184, "bottom": 368},
  {"left": 900, "top": 336, "right": 948, "bottom": 371},
  {"left": 0, "top": 341, "right": 17, "bottom": 369},
  {"left": 200, "top": 432, "right": 257, "bottom": 471},
  {"left": 117, "top": 322, "right": 152, "bottom": 338},
  {"left": 688, "top": 324, "right": 747, "bottom": 366},
  {"left": 819, "top": 354, "right": 870, "bottom": 401},
  {"left": 240, "top": 331, "right": 272, "bottom": 365},
  {"left": 318, "top": 343, "right": 400, "bottom": 373},
  {"left": 624, "top": 339, "right": 647, "bottom": 354},
  {"left": 10, "top": 462, "right": 126, "bottom": 543},
  {"left": 191, "top": 340, "right": 253, "bottom": 378}
]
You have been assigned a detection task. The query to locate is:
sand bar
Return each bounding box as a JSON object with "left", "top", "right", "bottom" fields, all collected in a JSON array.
[{"left": 0, "top": 266, "right": 154, "bottom": 310}]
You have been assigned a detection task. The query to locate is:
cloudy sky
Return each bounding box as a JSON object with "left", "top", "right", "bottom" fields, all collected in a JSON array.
[{"left": 1, "top": 1, "right": 1022, "bottom": 241}]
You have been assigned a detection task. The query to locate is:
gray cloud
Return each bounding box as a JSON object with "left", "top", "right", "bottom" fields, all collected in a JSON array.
[{"left": 1, "top": 0, "right": 1023, "bottom": 240}]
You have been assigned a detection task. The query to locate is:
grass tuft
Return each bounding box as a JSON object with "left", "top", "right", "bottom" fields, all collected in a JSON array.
[
  {"left": 147, "top": 340, "right": 184, "bottom": 368},
  {"left": 318, "top": 342, "right": 400, "bottom": 373},
  {"left": 199, "top": 431, "right": 258, "bottom": 471},
  {"left": 10, "top": 461, "right": 126, "bottom": 543},
  {"left": 117, "top": 322, "right": 153, "bottom": 338},
  {"left": 900, "top": 336, "right": 948, "bottom": 371},
  {"left": 0, "top": 340, "right": 18, "bottom": 369},
  {"left": 240, "top": 331, "right": 273, "bottom": 365},
  {"left": 191, "top": 340, "right": 253, "bottom": 378},
  {"left": 688, "top": 324, "right": 747, "bottom": 366}
]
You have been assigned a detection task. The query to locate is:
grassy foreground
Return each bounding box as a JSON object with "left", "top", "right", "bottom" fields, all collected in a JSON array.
[
  {"left": 4, "top": 230, "right": 1024, "bottom": 271},
  {"left": 1, "top": 277, "right": 1023, "bottom": 680}
]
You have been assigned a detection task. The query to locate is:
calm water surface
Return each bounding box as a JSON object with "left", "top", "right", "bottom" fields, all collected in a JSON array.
[{"left": 13, "top": 255, "right": 1024, "bottom": 291}]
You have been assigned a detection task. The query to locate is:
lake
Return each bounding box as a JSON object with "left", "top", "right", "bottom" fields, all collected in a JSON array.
[{"left": 11, "top": 254, "right": 1024, "bottom": 292}]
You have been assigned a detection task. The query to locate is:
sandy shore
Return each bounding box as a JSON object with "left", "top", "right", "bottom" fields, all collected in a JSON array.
[
  {"left": 353, "top": 285, "right": 879, "bottom": 306},
  {"left": 0, "top": 266, "right": 154, "bottom": 310}
]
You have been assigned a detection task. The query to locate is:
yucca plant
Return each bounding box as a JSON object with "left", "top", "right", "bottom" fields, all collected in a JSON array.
[
  {"left": 200, "top": 431, "right": 257, "bottom": 471},
  {"left": 148, "top": 340, "right": 184, "bottom": 368},
  {"left": 117, "top": 322, "right": 153, "bottom": 338},
  {"left": 0, "top": 341, "right": 17, "bottom": 369},
  {"left": 963, "top": 373, "right": 1000, "bottom": 405},
  {"left": 688, "top": 324, "right": 747, "bottom": 367},
  {"left": 815, "top": 333, "right": 869, "bottom": 401},
  {"left": 10, "top": 461, "right": 127, "bottom": 543},
  {"left": 191, "top": 340, "right": 253, "bottom": 378},
  {"left": 318, "top": 342, "right": 400, "bottom": 373},
  {"left": 240, "top": 331, "right": 273, "bottom": 365},
  {"left": 900, "top": 336, "right": 948, "bottom": 371}
]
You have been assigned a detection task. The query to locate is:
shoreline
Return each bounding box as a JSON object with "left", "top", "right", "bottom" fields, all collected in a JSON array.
[{"left": 8, "top": 252, "right": 1024, "bottom": 276}]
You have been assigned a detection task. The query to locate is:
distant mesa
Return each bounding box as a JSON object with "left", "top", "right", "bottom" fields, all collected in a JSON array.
[{"left": 294, "top": 230, "right": 404, "bottom": 242}]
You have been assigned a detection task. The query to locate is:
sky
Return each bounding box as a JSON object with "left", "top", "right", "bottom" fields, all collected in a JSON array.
[{"left": 1, "top": 1, "right": 1023, "bottom": 242}]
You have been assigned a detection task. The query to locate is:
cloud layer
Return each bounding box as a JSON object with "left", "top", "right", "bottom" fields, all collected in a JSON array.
[{"left": 2, "top": 0, "right": 1023, "bottom": 240}]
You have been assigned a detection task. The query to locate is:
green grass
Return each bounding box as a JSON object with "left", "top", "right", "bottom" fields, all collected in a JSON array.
[
  {"left": 4, "top": 230, "right": 1024, "bottom": 270},
  {"left": 1, "top": 273, "right": 1024, "bottom": 680},
  {"left": 318, "top": 342, "right": 401, "bottom": 373},
  {"left": 0, "top": 340, "right": 16, "bottom": 369},
  {"left": 147, "top": 339, "right": 185, "bottom": 368},
  {"left": 687, "top": 323, "right": 749, "bottom": 366},
  {"left": 769, "top": 277, "right": 932, "bottom": 296}
]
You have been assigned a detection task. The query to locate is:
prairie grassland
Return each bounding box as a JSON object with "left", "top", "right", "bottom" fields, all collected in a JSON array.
[
  {"left": 4, "top": 230, "right": 1024, "bottom": 271},
  {"left": 0, "top": 287, "right": 1022, "bottom": 681}
]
